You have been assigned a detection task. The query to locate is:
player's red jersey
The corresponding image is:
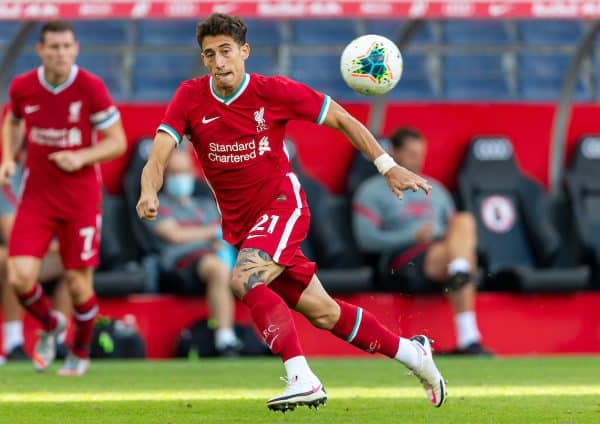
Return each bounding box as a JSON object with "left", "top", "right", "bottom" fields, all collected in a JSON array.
[
  {"left": 8, "top": 65, "right": 119, "bottom": 217},
  {"left": 159, "top": 73, "right": 330, "bottom": 245}
]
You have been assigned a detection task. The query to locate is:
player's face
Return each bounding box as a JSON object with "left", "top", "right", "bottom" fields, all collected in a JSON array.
[
  {"left": 392, "top": 137, "right": 426, "bottom": 174},
  {"left": 36, "top": 30, "right": 79, "bottom": 78},
  {"left": 201, "top": 35, "right": 250, "bottom": 96}
]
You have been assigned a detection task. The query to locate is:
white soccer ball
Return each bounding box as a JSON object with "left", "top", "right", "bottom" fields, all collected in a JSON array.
[{"left": 340, "top": 34, "right": 403, "bottom": 96}]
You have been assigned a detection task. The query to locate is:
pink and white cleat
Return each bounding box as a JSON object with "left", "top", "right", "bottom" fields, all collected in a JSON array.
[
  {"left": 57, "top": 353, "right": 90, "bottom": 376},
  {"left": 409, "top": 335, "right": 447, "bottom": 407},
  {"left": 33, "top": 311, "right": 67, "bottom": 372},
  {"left": 266, "top": 374, "right": 327, "bottom": 412}
]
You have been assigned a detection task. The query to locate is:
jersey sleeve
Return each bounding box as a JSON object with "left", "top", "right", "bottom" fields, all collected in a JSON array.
[
  {"left": 88, "top": 76, "right": 120, "bottom": 130},
  {"left": 157, "top": 84, "right": 189, "bottom": 146},
  {"left": 272, "top": 77, "right": 331, "bottom": 125}
]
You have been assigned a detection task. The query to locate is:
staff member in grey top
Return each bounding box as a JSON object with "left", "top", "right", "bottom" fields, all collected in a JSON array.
[{"left": 353, "top": 127, "right": 490, "bottom": 355}]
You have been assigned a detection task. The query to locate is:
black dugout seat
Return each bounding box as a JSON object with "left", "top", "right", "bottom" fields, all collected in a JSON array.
[
  {"left": 93, "top": 192, "right": 151, "bottom": 296},
  {"left": 565, "top": 135, "right": 600, "bottom": 288},
  {"left": 123, "top": 138, "right": 163, "bottom": 257},
  {"left": 457, "top": 136, "right": 589, "bottom": 292}
]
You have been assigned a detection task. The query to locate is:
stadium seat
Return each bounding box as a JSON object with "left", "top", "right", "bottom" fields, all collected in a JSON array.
[
  {"left": 137, "top": 20, "right": 197, "bottom": 46},
  {"left": 443, "top": 20, "right": 510, "bottom": 45},
  {"left": 518, "top": 53, "right": 588, "bottom": 101},
  {"left": 364, "top": 19, "right": 403, "bottom": 42},
  {"left": 518, "top": 20, "right": 583, "bottom": 45},
  {"left": 289, "top": 52, "right": 362, "bottom": 100},
  {"left": 95, "top": 193, "right": 154, "bottom": 296},
  {"left": 445, "top": 78, "right": 512, "bottom": 100},
  {"left": 457, "top": 136, "right": 589, "bottom": 291},
  {"left": 11, "top": 52, "right": 38, "bottom": 76},
  {"left": 246, "top": 50, "right": 279, "bottom": 76},
  {"left": 443, "top": 54, "right": 513, "bottom": 100},
  {"left": 291, "top": 19, "right": 358, "bottom": 45},
  {"left": 71, "top": 20, "right": 130, "bottom": 45},
  {"left": 363, "top": 20, "right": 435, "bottom": 45},
  {"left": 565, "top": 136, "right": 600, "bottom": 288},
  {"left": 132, "top": 52, "right": 196, "bottom": 100},
  {"left": 77, "top": 52, "right": 126, "bottom": 98},
  {"left": 0, "top": 22, "right": 20, "bottom": 47},
  {"left": 387, "top": 53, "right": 435, "bottom": 100},
  {"left": 123, "top": 139, "right": 165, "bottom": 258},
  {"left": 245, "top": 19, "right": 283, "bottom": 47}
]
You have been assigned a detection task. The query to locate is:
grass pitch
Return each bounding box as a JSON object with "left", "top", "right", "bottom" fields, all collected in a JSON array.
[{"left": 0, "top": 356, "right": 598, "bottom": 423}]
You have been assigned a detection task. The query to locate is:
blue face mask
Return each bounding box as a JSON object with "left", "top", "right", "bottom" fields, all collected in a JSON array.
[{"left": 165, "top": 174, "right": 195, "bottom": 198}]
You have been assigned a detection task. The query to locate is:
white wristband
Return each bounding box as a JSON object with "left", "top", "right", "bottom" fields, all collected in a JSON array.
[{"left": 374, "top": 153, "right": 397, "bottom": 175}]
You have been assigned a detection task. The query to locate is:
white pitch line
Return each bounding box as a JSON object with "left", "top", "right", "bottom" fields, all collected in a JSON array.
[{"left": 1, "top": 385, "right": 598, "bottom": 403}]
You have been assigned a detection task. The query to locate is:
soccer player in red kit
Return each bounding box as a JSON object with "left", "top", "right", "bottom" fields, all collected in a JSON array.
[
  {"left": 0, "top": 21, "right": 126, "bottom": 375},
  {"left": 137, "top": 14, "right": 447, "bottom": 410}
]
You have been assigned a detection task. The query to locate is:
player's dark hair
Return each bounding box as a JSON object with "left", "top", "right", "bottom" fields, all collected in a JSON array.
[
  {"left": 390, "top": 127, "right": 424, "bottom": 149},
  {"left": 39, "top": 20, "right": 75, "bottom": 44},
  {"left": 196, "top": 13, "right": 247, "bottom": 49}
]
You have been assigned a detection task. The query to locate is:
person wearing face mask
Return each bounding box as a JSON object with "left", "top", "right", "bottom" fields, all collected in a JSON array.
[{"left": 146, "top": 147, "right": 240, "bottom": 356}]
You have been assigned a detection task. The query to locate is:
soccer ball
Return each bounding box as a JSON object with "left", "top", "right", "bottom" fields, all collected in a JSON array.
[{"left": 340, "top": 34, "right": 403, "bottom": 96}]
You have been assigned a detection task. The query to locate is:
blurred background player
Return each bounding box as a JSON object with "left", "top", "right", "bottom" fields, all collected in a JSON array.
[
  {"left": 0, "top": 153, "right": 71, "bottom": 361},
  {"left": 145, "top": 147, "right": 241, "bottom": 356},
  {"left": 137, "top": 13, "right": 446, "bottom": 411},
  {"left": 0, "top": 20, "right": 126, "bottom": 375},
  {"left": 353, "top": 127, "right": 491, "bottom": 355}
]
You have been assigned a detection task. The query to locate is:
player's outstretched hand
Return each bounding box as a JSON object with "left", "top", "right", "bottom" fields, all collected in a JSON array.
[
  {"left": 136, "top": 192, "right": 159, "bottom": 221},
  {"left": 48, "top": 150, "right": 85, "bottom": 172},
  {"left": 384, "top": 165, "right": 432, "bottom": 200},
  {"left": 0, "top": 160, "right": 16, "bottom": 186}
]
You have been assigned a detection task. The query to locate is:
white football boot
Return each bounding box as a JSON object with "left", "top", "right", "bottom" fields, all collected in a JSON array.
[
  {"left": 58, "top": 353, "right": 90, "bottom": 376},
  {"left": 33, "top": 311, "right": 67, "bottom": 371},
  {"left": 409, "top": 335, "right": 447, "bottom": 407},
  {"left": 267, "top": 374, "right": 327, "bottom": 412}
]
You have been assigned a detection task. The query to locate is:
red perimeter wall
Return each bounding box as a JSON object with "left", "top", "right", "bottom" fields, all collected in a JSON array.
[
  {"left": 9, "top": 292, "right": 600, "bottom": 358},
  {"left": 100, "top": 102, "right": 600, "bottom": 195}
]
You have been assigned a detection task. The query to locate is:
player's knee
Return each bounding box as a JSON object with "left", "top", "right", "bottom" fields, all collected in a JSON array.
[
  {"left": 230, "top": 270, "right": 247, "bottom": 299},
  {"left": 64, "top": 273, "right": 91, "bottom": 298},
  {"left": 7, "top": 265, "right": 36, "bottom": 290},
  {"left": 306, "top": 300, "right": 340, "bottom": 330}
]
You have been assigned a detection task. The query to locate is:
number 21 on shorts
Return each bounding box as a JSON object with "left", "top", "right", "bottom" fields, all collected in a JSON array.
[{"left": 249, "top": 214, "right": 279, "bottom": 237}]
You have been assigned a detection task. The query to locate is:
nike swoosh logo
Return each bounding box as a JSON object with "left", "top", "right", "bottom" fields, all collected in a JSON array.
[
  {"left": 202, "top": 116, "right": 220, "bottom": 124},
  {"left": 25, "top": 105, "right": 40, "bottom": 114},
  {"left": 247, "top": 234, "right": 266, "bottom": 239}
]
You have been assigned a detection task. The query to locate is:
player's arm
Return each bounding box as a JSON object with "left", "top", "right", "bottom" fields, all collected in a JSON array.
[
  {"left": 153, "top": 218, "right": 219, "bottom": 244},
  {"left": 136, "top": 132, "right": 177, "bottom": 221},
  {"left": 48, "top": 120, "right": 127, "bottom": 172},
  {"left": 322, "top": 100, "right": 431, "bottom": 199},
  {"left": 0, "top": 113, "right": 24, "bottom": 185},
  {"left": 80, "top": 119, "right": 127, "bottom": 164}
]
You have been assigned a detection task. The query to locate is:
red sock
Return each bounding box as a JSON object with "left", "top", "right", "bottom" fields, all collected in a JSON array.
[
  {"left": 331, "top": 299, "right": 400, "bottom": 358},
  {"left": 242, "top": 284, "right": 303, "bottom": 362},
  {"left": 17, "top": 284, "right": 56, "bottom": 331},
  {"left": 72, "top": 294, "right": 99, "bottom": 359}
]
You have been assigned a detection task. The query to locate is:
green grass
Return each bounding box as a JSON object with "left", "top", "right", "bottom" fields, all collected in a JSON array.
[{"left": 0, "top": 356, "right": 599, "bottom": 423}]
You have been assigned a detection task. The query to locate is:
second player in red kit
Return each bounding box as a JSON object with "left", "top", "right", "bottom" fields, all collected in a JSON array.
[{"left": 0, "top": 21, "right": 126, "bottom": 375}]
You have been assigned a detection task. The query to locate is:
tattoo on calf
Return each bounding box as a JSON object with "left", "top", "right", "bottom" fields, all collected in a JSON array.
[{"left": 235, "top": 248, "right": 275, "bottom": 293}]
